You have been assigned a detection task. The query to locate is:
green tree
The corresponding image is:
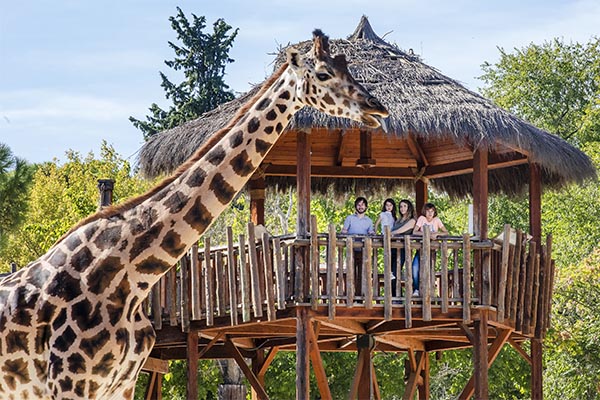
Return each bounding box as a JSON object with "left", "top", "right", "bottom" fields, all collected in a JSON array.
[
  {"left": 479, "top": 37, "right": 600, "bottom": 145},
  {"left": 0, "top": 142, "right": 154, "bottom": 269},
  {"left": 0, "top": 143, "right": 35, "bottom": 258},
  {"left": 130, "top": 7, "right": 238, "bottom": 140}
]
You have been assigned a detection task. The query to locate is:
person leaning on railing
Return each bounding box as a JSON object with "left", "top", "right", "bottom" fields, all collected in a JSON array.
[
  {"left": 341, "top": 197, "right": 375, "bottom": 296},
  {"left": 411, "top": 203, "right": 449, "bottom": 297},
  {"left": 389, "top": 199, "right": 416, "bottom": 296}
]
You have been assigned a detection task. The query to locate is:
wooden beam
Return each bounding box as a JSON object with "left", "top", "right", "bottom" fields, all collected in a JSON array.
[
  {"left": 473, "top": 148, "right": 489, "bottom": 240},
  {"left": 307, "top": 322, "right": 332, "bottom": 400},
  {"left": 296, "top": 307, "right": 310, "bottom": 400},
  {"left": 403, "top": 351, "right": 426, "bottom": 400},
  {"left": 226, "top": 339, "right": 269, "bottom": 400},
  {"left": 186, "top": 331, "right": 199, "bottom": 400},
  {"left": 531, "top": 339, "right": 543, "bottom": 400},
  {"left": 406, "top": 132, "right": 429, "bottom": 166},
  {"left": 459, "top": 328, "right": 511, "bottom": 399},
  {"left": 508, "top": 338, "right": 532, "bottom": 365},
  {"left": 265, "top": 164, "right": 415, "bottom": 178},
  {"left": 249, "top": 176, "right": 266, "bottom": 226},
  {"left": 142, "top": 357, "right": 169, "bottom": 374},
  {"left": 473, "top": 310, "right": 489, "bottom": 399},
  {"left": 424, "top": 155, "right": 528, "bottom": 179},
  {"left": 336, "top": 129, "right": 351, "bottom": 165},
  {"left": 529, "top": 163, "right": 542, "bottom": 244}
]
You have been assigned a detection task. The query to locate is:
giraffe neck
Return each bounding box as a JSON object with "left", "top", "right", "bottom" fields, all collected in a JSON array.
[{"left": 118, "top": 66, "right": 301, "bottom": 294}]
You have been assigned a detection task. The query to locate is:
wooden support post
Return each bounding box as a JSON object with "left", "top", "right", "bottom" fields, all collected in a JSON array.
[
  {"left": 296, "top": 307, "right": 310, "bottom": 400},
  {"left": 251, "top": 349, "right": 265, "bottom": 400},
  {"left": 415, "top": 179, "right": 428, "bottom": 218},
  {"left": 351, "top": 334, "right": 375, "bottom": 400},
  {"left": 529, "top": 163, "right": 542, "bottom": 245},
  {"left": 307, "top": 323, "right": 332, "bottom": 400},
  {"left": 531, "top": 339, "right": 543, "bottom": 400},
  {"left": 473, "top": 147, "right": 489, "bottom": 240},
  {"left": 403, "top": 351, "right": 426, "bottom": 400},
  {"left": 186, "top": 331, "right": 199, "bottom": 400},
  {"left": 226, "top": 339, "right": 268, "bottom": 400},
  {"left": 249, "top": 176, "right": 266, "bottom": 226},
  {"left": 418, "top": 352, "right": 430, "bottom": 400},
  {"left": 473, "top": 309, "right": 489, "bottom": 399},
  {"left": 295, "top": 130, "right": 311, "bottom": 301}
]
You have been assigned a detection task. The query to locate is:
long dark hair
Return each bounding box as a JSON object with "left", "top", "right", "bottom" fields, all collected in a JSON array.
[
  {"left": 381, "top": 198, "right": 397, "bottom": 221},
  {"left": 399, "top": 199, "right": 415, "bottom": 220}
]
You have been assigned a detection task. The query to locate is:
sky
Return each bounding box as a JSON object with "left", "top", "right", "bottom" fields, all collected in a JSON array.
[{"left": 1, "top": 0, "right": 599, "bottom": 166}]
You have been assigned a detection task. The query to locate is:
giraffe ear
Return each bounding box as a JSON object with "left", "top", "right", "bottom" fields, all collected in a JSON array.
[{"left": 286, "top": 47, "right": 303, "bottom": 69}]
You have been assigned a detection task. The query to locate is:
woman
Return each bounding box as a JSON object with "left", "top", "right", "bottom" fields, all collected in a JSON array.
[
  {"left": 390, "top": 199, "right": 416, "bottom": 296},
  {"left": 411, "top": 203, "right": 448, "bottom": 296}
]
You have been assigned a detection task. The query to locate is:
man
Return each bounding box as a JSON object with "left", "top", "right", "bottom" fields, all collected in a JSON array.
[
  {"left": 341, "top": 197, "right": 374, "bottom": 296},
  {"left": 342, "top": 197, "right": 375, "bottom": 235}
]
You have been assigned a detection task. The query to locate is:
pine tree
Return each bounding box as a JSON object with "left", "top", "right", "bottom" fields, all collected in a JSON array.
[{"left": 130, "top": 7, "right": 238, "bottom": 140}]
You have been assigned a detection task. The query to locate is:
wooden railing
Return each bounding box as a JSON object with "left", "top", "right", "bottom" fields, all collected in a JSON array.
[{"left": 146, "top": 218, "right": 555, "bottom": 339}]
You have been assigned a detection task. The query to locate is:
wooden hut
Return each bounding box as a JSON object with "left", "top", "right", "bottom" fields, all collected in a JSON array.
[{"left": 137, "top": 16, "right": 595, "bottom": 399}]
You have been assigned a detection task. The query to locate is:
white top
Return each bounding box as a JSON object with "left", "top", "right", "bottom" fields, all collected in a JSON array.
[{"left": 379, "top": 211, "right": 395, "bottom": 228}]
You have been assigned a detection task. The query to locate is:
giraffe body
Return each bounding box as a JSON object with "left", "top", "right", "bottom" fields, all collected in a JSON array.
[{"left": 0, "top": 30, "right": 388, "bottom": 399}]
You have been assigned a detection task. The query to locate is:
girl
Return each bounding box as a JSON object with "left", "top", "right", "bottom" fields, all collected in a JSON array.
[
  {"left": 390, "top": 199, "right": 416, "bottom": 296},
  {"left": 411, "top": 203, "right": 448, "bottom": 296},
  {"left": 375, "top": 198, "right": 397, "bottom": 234}
]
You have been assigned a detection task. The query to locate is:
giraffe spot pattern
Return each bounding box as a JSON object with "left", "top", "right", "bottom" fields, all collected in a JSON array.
[
  {"left": 266, "top": 110, "right": 277, "bottom": 120},
  {"left": 129, "top": 222, "right": 164, "bottom": 261},
  {"left": 84, "top": 224, "right": 99, "bottom": 241},
  {"left": 229, "top": 131, "right": 244, "bottom": 148},
  {"left": 70, "top": 246, "right": 94, "bottom": 272},
  {"left": 160, "top": 229, "right": 186, "bottom": 258},
  {"left": 88, "top": 256, "right": 124, "bottom": 295},
  {"left": 322, "top": 93, "right": 335, "bottom": 105},
  {"left": 276, "top": 104, "right": 287, "bottom": 113},
  {"left": 107, "top": 279, "right": 130, "bottom": 325},
  {"left": 186, "top": 167, "right": 207, "bottom": 188},
  {"left": 2, "top": 358, "right": 29, "bottom": 389},
  {"left": 51, "top": 309, "right": 67, "bottom": 331},
  {"left": 137, "top": 282, "right": 149, "bottom": 290},
  {"left": 72, "top": 299, "right": 103, "bottom": 331},
  {"left": 133, "top": 325, "right": 155, "bottom": 354},
  {"left": 25, "top": 262, "right": 51, "bottom": 288},
  {"left": 37, "top": 302, "right": 57, "bottom": 324},
  {"left": 230, "top": 150, "right": 254, "bottom": 177},
  {"left": 276, "top": 122, "right": 284, "bottom": 133},
  {"left": 33, "top": 359, "right": 47, "bottom": 380},
  {"left": 46, "top": 271, "right": 82, "bottom": 302},
  {"left": 207, "top": 145, "right": 226, "bottom": 166},
  {"left": 135, "top": 256, "right": 171, "bottom": 276},
  {"left": 13, "top": 287, "right": 36, "bottom": 326},
  {"left": 54, "top": 326, "right": 76, "bottom": 352},
  {"left": 183, "top": 197, "right": 213, "bottom": 234},
  {"left": 34, "top": 325, "right": 50, "bottom": 354},
  {"left": 255, "top": 98, "right": 271, "bottom": 110},
  {"left": 74, "top": 379, "right": 86, "bottom": 397},
  {"left": 209, "top": 173, "right": 236, "bottom": 205},
  {"left": 247, "top": 117, "right": 260, "bottom": 133},
  {"left": 89, "top": 380, "right": 100, "bottom": 398},
  {"left": 48, "top": 248, "right": 67, "bottom": 267},
  {"left": 93, "top": 225, "right": 122, "bottom": 250},
  {"left": 49, "top": 353, "right": 64, "bottom": 379},
  {"left": 6, "top": 330, "right": 29, "bottom": 354},
  {"left": 80, "top": 329, "right": 110, "bottom": 359},
  {"left": 67, "top": 353, "right": 86, "bottom": 374},
  {"left": 255, "top": 139, "right": 271, "bottom": 156},
  {"left": 59, "top": 376, "right": 73, "bottom": 392},
  {"left": 264, "top": 126, "right": 274, "bottom": 134},
  {"left": 279, "top": 90, "right": 291, "bottom": 99},
  {"left": 115, "top": 328, "right": 130, "bottom": 360},
  {"left": 164, "top": 191, "right": 190, "bottom": 214},
  {"left": 92, "top": 353, "right": 115, "bottom": 377}
]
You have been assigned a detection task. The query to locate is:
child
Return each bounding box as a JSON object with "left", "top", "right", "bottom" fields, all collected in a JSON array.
[{"left": 375, "top": 198, "right": 397, "bottom": 234}]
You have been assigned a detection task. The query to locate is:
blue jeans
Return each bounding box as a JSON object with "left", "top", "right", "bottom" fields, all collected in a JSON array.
[{"left": 412, "top": 251, "right": 421, "bottom": 291}]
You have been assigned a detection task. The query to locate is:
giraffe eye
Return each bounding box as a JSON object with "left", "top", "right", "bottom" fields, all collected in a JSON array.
[{"left": 316, "top": 72, "right": 331, "bottom": 81}]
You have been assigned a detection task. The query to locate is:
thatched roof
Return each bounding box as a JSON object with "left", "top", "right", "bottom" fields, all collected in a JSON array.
[{"left": 138, "top": 16, "right": 596, "bottom": 199}]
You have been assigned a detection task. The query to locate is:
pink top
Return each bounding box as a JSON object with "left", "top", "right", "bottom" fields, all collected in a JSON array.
[{"left": 415, "top": 216, "right": 446, "bottom": 233}]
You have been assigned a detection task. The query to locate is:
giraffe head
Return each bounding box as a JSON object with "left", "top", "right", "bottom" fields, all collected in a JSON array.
[{"left": 286, "top": 29, "right": 389, "bottom": 130}]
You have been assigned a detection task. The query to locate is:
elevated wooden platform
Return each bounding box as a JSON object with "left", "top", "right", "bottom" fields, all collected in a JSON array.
[{"left": 143, "top": 220, "right": 554, "bottom": 399}]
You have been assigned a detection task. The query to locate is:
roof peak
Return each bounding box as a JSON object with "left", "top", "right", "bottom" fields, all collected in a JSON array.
[{"left": 348, "top": 15, "right": 390, "bottom": 46}]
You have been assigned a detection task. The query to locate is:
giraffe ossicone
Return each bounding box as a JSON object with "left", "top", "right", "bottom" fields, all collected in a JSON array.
[{"left": 0, "top": 29, "right": 388, "bottom": 399}]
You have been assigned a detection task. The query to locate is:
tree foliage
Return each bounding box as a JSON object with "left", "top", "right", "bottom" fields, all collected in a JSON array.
[
  {"left": 130, "top": 7, "right": 238, "bottom": 139},
  {"left": 0, "top": 143, "right": 35, "bottom": 254},
  {"left": 0, "top": 142, "right": 154, "bottom": 270},
  {"left": 480, "top": 37, "right": 600, "bottom": 145}
]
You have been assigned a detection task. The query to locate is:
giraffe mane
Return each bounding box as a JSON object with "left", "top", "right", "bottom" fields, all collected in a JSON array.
[{"left": 54, "top": 62, "right": 291, "bottom": 245}]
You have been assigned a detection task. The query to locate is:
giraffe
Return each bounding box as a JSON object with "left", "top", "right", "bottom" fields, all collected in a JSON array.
[{"left": 0, "top": 30, "right": 388, "bottom": 399}]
